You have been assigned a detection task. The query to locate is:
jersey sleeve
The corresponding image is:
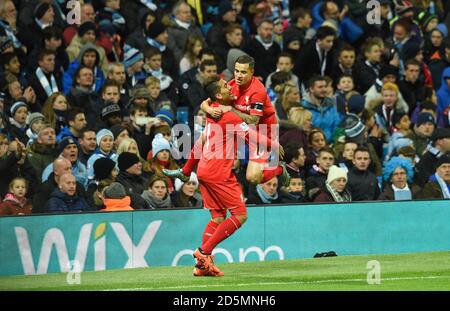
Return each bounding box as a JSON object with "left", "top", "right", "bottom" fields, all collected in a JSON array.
[{"left": 248, "top": 90, "right": 266, "bottom": 116}]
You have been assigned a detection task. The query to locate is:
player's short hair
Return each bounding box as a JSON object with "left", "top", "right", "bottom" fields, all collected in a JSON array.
[
  {"left": 235, "top": 55, "right": 255, "bottom": 70},
  {"left": 204, "top": 76, "right": 221, "bottom": 101}
]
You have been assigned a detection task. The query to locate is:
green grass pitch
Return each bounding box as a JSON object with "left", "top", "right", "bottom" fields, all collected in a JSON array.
[{"left": 1, "top": 251, "right": 450, "bottom": 291}]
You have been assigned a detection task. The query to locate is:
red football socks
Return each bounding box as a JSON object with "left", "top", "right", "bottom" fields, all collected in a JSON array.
[
  {"left": 201, "top": 220, "right": 219, "bottom": 245},
  {"left": 202, "top": 216, "right": 242, "bottom": 254}
]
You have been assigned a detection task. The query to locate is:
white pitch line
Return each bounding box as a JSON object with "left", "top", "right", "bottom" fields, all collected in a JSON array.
[{"left": 103, "top": 275, "right": 450, "bottom": 291}]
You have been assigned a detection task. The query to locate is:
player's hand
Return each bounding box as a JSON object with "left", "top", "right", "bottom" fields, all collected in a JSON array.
[{"left": 209, "top": 107, "right": 223, "bottom": 119}]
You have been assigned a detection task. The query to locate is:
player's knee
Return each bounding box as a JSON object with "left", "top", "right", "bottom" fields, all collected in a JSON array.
[
  {"left": 235, "top": 214, "right": 247, "bottom": 225},
  {"left": 212, "top": 217, "right": 225, "bottom": 224}
]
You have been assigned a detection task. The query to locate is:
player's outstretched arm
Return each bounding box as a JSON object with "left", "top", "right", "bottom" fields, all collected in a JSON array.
[{"left": 230, "top": 107, "right": 260, "bottom": 125}]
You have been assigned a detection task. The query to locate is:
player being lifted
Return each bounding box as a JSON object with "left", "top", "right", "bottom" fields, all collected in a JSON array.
[
  {"left": 164, "top": 55, "right": 289, "bottom": 187},
  {"left": 191, "top": 76, "right": 281, "bottom": 276}
]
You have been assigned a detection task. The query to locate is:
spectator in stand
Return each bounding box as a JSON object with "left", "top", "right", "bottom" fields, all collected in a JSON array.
[
  {"left": 179, "top": 34, "right": 205, "bottom": 75},
  {"left": 214, "top": 23, "right": 244, "bottom": 73},
  {"left": 101, "top": 182, "right": 133, "bottom": 212},
  {"left": 273, "top": 81, "right": 301, "bottom": 121},
  {"left": 0, "top": 177, "right": 32, "bottom": 215},
  {"left": 410, "top": 112, "right": 435, "bottom": 157},
  {"left": 18, "top": 3, "right": 55, "bottom": 52},
  {"left": 306, "top": 146, "right": 335, "bottom": 200},
  {"left": 314, "top": 165, "right": 352, "bottom": 203},
  {"left": 42, "top": 137, "right": 88, "bottom": 189},
  {"left": 167, "top": 0, "right": 204, "bottom": 63},
  {"left": 122, "top": 45, "right": 146, "bottom": 92},
  {"left": 0, "top": 0, "right": 26, "bottom": 54},
  {"left": 419, "top": 155, "right": 450, "bottom": 200},
  {"left": 305, "top": 128, "right": 327, "bottom": 170},
  {"left": 63, "top": 3, "right": 96, "bottom": 46},
  {"left": 415, "top": 128, "right": 450, "bottom": 187},
  {"left": 26, "top": 124, "right": 57, "bottom": 182},
  {"left": 141, "top": 175, "right": 173, "bottom": 209},
  {"left": 116, "top": 151, "right": 149, "bottom": 209},
  {"left": 354, "top": 38, "right": 383, "bottom": 95},
  {"left": 266, "top": 52, "right": 299, "bottom": 90},
  {"left": 86, "top": 129, "right": 118, "bottom": 181},
  {"left": 41, "top": 92, "right": 69, "bottom": 135},
  {"left": 244, "top": 18, "right": 281, "bottom": 83},
  {"left": 44, "top": 173, "right": 89, "bottom": 213},
  {"left": 294, "top": 26, "right": 336, "bottom": 89},
  {"left": 106, "top": 63, "right": 128, "bottom": 105},
  {"left": 25, "top": 112, "right": 46, "bottom": 146},
  {"left": 66, "top": 21, "right": 108, "bottom": 73},
  {"left": 207, "top": 0, "right": 237, "bottom": 50},
  {"left": 347, "top": 146, "right": 380, "bottom": 201},
  {"left": 280, "top": 107, "right": 311, "bottom": 149},
  {"left": 247, "top": 177, "right": 281, "bottom": 205},
  {"left": 436, "top": 67, "right": 450, "bottom": 126},
  {"left": 301, "top": 75, "right": 341, "bottom": 142},
  {"left": 87, "top": 157, "right": 117, "bottom": 210},
  {"left": 283, "top": 7, "right": 315, "bottom": 48},
  {"left": 172, "top": 172, "right": 203, "bottom": 208},
  {"left": 332, "top": 44, "right": 356, "bottom": 86},
  {"left": 56, "top": 108, "right": 87, "bottom": 142},
  {"left": 336, "top": 141, "right": 357, "bottom": 173},
  {"left": 78, "top": 128, "right": 96, "bottom": 166},
  {"left": 379, "top": 156, "right": 421, "bottom": 201},
  {"left": 398, "top": 59, "right": 427, "bottom": 113},
  {"left": 6, "top": 100, "right": 29, "bottom": 145},
  {"left": 280, "top": 173, "right": 307, "bottom": 204},
  {"left": 283, "top": 141, "right": 307, "bottom": 180},
  {"left": 27, "top": 49, "right": 62, "bottom": 106}
]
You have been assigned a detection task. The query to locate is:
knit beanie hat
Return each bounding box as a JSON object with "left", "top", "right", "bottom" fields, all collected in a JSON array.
[
  {"left": 436, "top": 23, "right": 448, "bottom": 38},
  {"left": 436, "top": 155, "right": 450, "bottom": 168},
  {"left": 9, "top": 101, "right": 27, "bottom": 117},
  {"left": 110, "top": 124, "right": 127, "bottom": 140},
  {"left": 78, "top": 21, "right": 97, "bottom": 37},
  {"left": 343, "top": 113, "right": 365, "bottom": 139},
  {"left": 104, "top": 182, "right": 127, "bottom": 199},
  {"left": 347, "top": 95, "right": 365, "bottom": 115},
  {"left": 98, "top": 19, "right": 116, "bottom": 36},
  {"left": 218, "top": 0, "right": 234, "bottom": 16},
  {"left": 130, "top": 85, "right": 151, "bottom": 102},
  {"left": 101, "top": 102, "right": 121, "bottom": 119},
  {"left": 394, "top": 0, "right": 413, "bottom": 16},
  {"left": 151, "top": 133, "right": 171, "bottom": 158},
  {"left": 418, "top": 11, "right": 438, "bottom": 29},
  {"left": 379, "top": 65, "right": 398, "bottom": 80},
  {"left": 175, "top": 172, "right": 199, "bottom": 191},
  {"left": 34, "top": 3, "right": 52, "bottom": 20},
  {"left": 155, "top": 108, "right": 174, "bottom": 127},
  {"left": 118, "top": 152, "right": 140, "bottom": 171},
  {"left": 146, "top": 21, "right": 167, "bottom": 39},
  {"left": 57, "top": 137, "right": 78, "bottom": 155},
  {"left": 26, "top": 112, "right": 45, "bottom": 127},
  {"left": 96, "top": 129, "right": 114, "bottom": 145},
  {"left": 326, "top": 165, "right": 347, "bottom": 183},
  {"left": 93, "top": 157, "right": 116, "bottom": 180},
  {"left": 416, "top": 112, "right": 435, "bottom": 126},
  {"left": 122, "top": 45, "right": 144, "bottom": 70}
]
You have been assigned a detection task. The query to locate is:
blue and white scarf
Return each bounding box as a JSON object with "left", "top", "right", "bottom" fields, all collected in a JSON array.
[
  {"left": 434, "top": 173, "right": 450, "bottom": 199},
  {"left": 256, "top": 184, "right": 278, "bottom": 204},
  {"left": 35, "top": 18, "right": 52, "bottom": 30},
  {"left": 140, "top": 0, "right": 157, "bottom": 11},
  {"left": 148, "top": 68, "right": 173, "bottom": 90},
  {"left": 36, "top": 67, "right": 59, "bottom": 97},
  {"left": 146, "top": 37, "right": 166, "bottom": 52},
  {"left": 104, "top": 8, "right": 125, "bottom": 26},
  {"left": 0, "top": 20, "right": 22, "bottom": 48}
]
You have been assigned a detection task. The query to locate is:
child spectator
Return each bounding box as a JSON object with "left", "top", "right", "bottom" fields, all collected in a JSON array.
[
  {"left": 101, "top": 182, "right": 133, "bottom": 212},
  {"left": 337, "top": 141, "right": 357, "bottom": 173},
  {"left": 87, "top": 129, "right": 118, "bottom": 180},
  {"left": 385, "top": 112, "right": 412, "bottom": 161},
  {"left": 305, "top": 128, "right": 327, "bottom": 170},
  {"left": 41, "top": 92, "right": 69, "bottom": 135},
  {"left": 280, "top": 174, "right": 307, "bottom": 204},
  {"left": 25, "top": 112, "right": 46, "bottom": 146},
  {"left": 179, "top": 34, "right": 205, "bottom": 75},
  {"left": 6, "top": 100, "right": 28, "bottom": 145},
  {"left": 145, "top": 76, "right": 173, "bottom": 113},
  {"left": 335, "top": 74, "right": 356, "bottom": 115},
  {"left": 141, "top": 175, "right": 173, "bottom": 209},
  {"left": 143, "top": 47, "right": 176, "bottom": 101},
  {"left": 0, "top": 177, "right": 32, "bottom": 215},
  {"left": 265, "top": 52, "right": 299, "bottom": 90}
]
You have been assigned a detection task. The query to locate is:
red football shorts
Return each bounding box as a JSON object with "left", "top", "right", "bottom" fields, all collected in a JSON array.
[{"left": 199, "top": 180, "right": 247, "bottom": 218}]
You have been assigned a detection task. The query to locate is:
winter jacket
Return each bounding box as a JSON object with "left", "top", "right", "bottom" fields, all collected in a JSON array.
[
  {"left": 32, "top": 172, "right": 88, "bottom": 214},
  {"left": 27, "top": 142, "right": 58, "bottom": 184},
  {"left": 378, "top": 183, "right": 422, "bottom": 201},
  {"left": 301, "top": 95, "right": 342, "bottom": 142},
  {"left": 63, "top": 43, "right": 105, "bottom": 93},
  {"left": 0, "top": 196, "right": 32, "bottom": 215},
  {"left": 102, "top": 196, "right": 134, "bottom": 212},
  {"left": 437, "top": 67, "right": 450, "bottom": 126},
  {"left": 44, "top": 188, "right": 89, "bottom": 213},
  {"left": 116, "top": 171, "right": 150, "bottom": 209},
  {"left": 66, "top": 35, "right": 108, "bottom": 73},
  {"left": 0, "top": 154, "right": 38, "bottom": 199},
  {"left": 171, "top": 190, "right": 203, "bottom": 208},
  {"left": 66, "top": 87, "right": 102, "bottom": 129},
  {"left": 347, "top": 166, "right": 380, "bottom": 201},
  {"left": 415, "top": 150, "right": 444, "bottom": 187},
  {"left": 418, "top": 181, "right": 447, "bottom": 200},
  {"left": 56, "top": 126, "right": 78, "bottom": 143},
  {"left": 244, "top": 38, "right": 281, "bottom": 83}
]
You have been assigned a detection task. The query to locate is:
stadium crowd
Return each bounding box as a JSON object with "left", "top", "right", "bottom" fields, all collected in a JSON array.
[{"left": 0, "top": 0, "right": 449, "bottom": 215}]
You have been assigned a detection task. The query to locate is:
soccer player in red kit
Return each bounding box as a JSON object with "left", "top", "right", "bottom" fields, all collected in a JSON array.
[
  {"left": 164, "top": 55, "right": 289, "bottom": 187},
  {"left": 192, "top": 77, "right": 280, "bottom": 276}
]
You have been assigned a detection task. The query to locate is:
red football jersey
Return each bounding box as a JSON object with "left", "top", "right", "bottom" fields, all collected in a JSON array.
[{"left": 228, "top": 77, "right": 278, "bottom": 128}]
